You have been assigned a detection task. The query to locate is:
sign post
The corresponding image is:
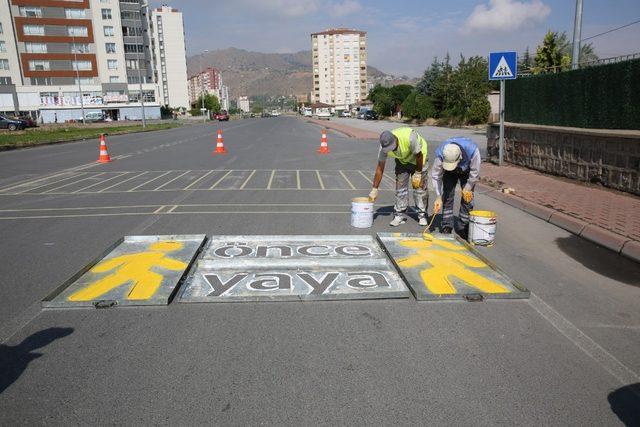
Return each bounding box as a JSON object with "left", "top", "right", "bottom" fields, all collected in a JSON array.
[{"left": 489, "top": 51, "right": 517, "bottom": 166}]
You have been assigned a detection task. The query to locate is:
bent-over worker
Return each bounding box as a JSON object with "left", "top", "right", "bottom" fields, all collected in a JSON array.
[
  {"left": 368, "top": 128, "right": 429, "bottom": 227},
  {"left": 431, "top": 137, "right": 481, "bottom": 236}
]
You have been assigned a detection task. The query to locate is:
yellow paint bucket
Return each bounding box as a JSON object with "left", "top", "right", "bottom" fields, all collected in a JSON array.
[
  {"left": 351, "top": 197, "right": 374, "bottom": 228},
  {"left": 469, "top": 210, "right": 497, "bottom": 246}
]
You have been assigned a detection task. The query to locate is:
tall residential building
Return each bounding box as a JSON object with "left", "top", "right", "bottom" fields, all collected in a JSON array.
[
  {"left": 187, "top": 66, "right": 228, "bottom": 111},
  {"left": 0, "top": 0, "right": 188, "bottom": 122},
  {"left": 311, "top": 28, "right": 367, "bottom": 109},
  {"left": 150, "top": 5, "right": 188, "bottom": 109},
  {"left": 237, "top": 96, "right": 250, "bottom": 113}
]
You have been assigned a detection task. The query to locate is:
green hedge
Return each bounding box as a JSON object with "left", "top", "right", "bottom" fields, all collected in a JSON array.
[{"left": 505, "top": 59, "right": 640, "bottom": 130}]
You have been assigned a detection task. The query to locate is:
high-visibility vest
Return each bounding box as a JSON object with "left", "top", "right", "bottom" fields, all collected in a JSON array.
[{"left": 388, "top": 127, "right": 428, "bottom": 165}]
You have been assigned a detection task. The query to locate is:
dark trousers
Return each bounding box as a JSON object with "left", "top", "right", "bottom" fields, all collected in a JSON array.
[{"left": 442, "top": 170, "right": 473, "bottom": 231}]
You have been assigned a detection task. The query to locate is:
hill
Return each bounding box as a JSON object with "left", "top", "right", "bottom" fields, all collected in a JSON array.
[{"left": 186, "top": 48, "right": 416, "bottom": 100}]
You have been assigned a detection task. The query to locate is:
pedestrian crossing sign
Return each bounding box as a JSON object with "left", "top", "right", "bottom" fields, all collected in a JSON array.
[{"left": 489, "top": 51, "right": 517, "bottom": 80}]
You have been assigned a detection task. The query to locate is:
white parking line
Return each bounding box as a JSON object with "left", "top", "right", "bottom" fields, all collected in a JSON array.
[
  {"left": 127, "top": 171, "right": 173, "bottom": 191},
  {"left": 339, "top": 170, "right": 356, "bottom": 190},
  {"left": 72, "top": 172, "right": 129, "bottom": 193},
  {"left": 209, "top": 170, "right": 233, "bottom": 189},
  {"left": 316, "top": 170, "right": 325, "bottom": 190},
  {"left": 154, "top": 170, "right": 191, "bottom": 190},
  {"left": 358, "top": 170, "right": 373, "bottom": 184},
  {"left": 240, "top": 170, "right": 257, "bottom": 189},
  {"left": 184, "top": 170, "right": 214, "bottom": 190},
  {"left": 266, "top": 170, "right": 276, "bottom": 190},
  {"left": 12, "top": 172, "right": 88, "bottom": 194},
  {"left": 296, "top": 170, "right": 301, "bottom": 190},
  {"left": 98, "top": 171, "right": 147, "bottom": 192},
  {"left": 42, "top": 173, "right": 105, "bottom": 194}
]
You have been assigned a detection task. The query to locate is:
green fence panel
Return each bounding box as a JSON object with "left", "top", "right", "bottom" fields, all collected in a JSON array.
[{"left": 505, "top": 59, "right": 640, "bottom": 129}]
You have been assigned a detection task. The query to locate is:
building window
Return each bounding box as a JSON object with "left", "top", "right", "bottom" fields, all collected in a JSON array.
[
  {"left": 105, "top": 42, "right": 116, "bottom": 53},
  {"left": 102, "top": 9, "right": 112, "bottom": 19},
  {"left": 70, "top": 43, "right": 90, "bottom": 53},
  {"left": 0, "top": 77, "right": 12, "bottom": 85},
  {"left": 104, "top": 26, "right": 114, "bottom": 36},
  {"left": 25, "top": 42, "right": 47, "bottom": 53},
  {"left": 19, "top": 6, "right": 42, "bottom": 17},
  {"left": 124, "top": 44, "right": 144, "bottom": 53},
  {"left": 122, "top": 26, "right": 142, "bottom": 37},
  {"left": 125, "top": 59, "right": 139, "bottom": 69},
  {"left": 109, "top": 76, "right": 119, "bottom": 83},
  {"left": 74, "top": 77, "right": 94, "bottom": 85},
  {"left": 0, "top": 23, "right": 3, "bottom": 34},
  {"left": 72, "top": 60, "right": 92, "bottom": 71},
  {"left": 0, "top": 59, "right": 9, "bottom": 70},
  {"left": 65, "top": 8, "right": 86, "bottom": 18},
  {"left": 0, "top": 41, "right": 5, "bottom": 53},
  {"left": 107, "top": 59, "right": 118, "bottom": 70},
  {"left": 29, "top": 60, "right": 50, "bottom": 71},
  {"left": 30, "top": 77, "right": 53, "bottom": 85},
  {"left": 23, "top": 25, "right": 45, "bottom": 36},
  {"left": 68, "top": 26, "right": 88, "bottom": 37},
  {"left": 120, "top": 10, "right": 140, "bottom": 20}
]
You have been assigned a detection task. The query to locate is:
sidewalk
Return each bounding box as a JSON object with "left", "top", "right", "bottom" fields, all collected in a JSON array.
[
  {"left": 480, "top": 163, "right": 640, "bottom": 262},
  {"left": 303, "top": 116, "right": 640, "bottom": 262}
]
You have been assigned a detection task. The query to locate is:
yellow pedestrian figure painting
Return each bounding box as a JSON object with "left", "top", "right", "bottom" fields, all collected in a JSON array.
[
  {"left": 69, "top": 241, "right": 187, "bottom": 301},
  {"left": 377, "top": 233, "right": 528, "bottom": 300},
  {"left": 42, "top": 235, "right": 206, "bottom": 308}
]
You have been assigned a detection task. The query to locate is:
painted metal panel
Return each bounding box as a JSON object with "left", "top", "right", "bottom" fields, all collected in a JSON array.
[
  {"left": 377, "top": 233, "right": 529, "bottom": 300},
  {"left": 42, "top": 235, "right": 206, "bottom": 308},
  {"left": 179, "top": 235, "right": 410, "bottom": 302}
]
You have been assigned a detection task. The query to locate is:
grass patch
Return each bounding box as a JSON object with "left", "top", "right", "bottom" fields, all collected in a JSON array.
[{"left": 0, "top": 122, "right": 182, "bottom": 149}]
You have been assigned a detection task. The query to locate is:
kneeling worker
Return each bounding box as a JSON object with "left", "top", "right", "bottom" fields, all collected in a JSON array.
[
  {"left": 368, "top": 128, "right": 429, "bottom": 227},
  {"left": 431, "top": 137, "right": 481, "bottom": 235}
]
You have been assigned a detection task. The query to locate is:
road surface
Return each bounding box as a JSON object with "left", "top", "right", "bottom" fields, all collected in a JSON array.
[{"left": 0, "top": 117, "right": 638, "bottom": 425}]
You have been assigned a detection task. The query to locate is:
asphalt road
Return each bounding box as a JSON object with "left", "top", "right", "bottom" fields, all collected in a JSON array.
[{"left": 0, "top": 117, "right": 638, "bottom": 425}]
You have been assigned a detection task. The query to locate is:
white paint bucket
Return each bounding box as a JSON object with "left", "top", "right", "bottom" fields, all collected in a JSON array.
[
  {"left": 469, "top": 210, "right": 497, "bottom": 246},
  {"left": 351, "top": 197, "right": 374, "bottom": 228}
]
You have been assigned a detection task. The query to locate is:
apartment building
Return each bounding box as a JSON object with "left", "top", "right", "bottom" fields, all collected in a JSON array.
[
  {"left": 150, "top": 5, "right": 188, "bottom": 109},
  {"left": 311, "top": 28, "right": 367, "bottom": 110},
  {"left": 188, "top": 66, "right": 229, "bottom": 111},
  {"left": 237, "top": 95, "right": 249, "bottom": 113},
  {"left": 0, "top": 0, "right": 186, "bottom": 123}
]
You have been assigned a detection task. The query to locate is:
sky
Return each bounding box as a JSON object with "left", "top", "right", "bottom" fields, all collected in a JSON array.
[{"left": 152, "top": 0, "right": 640, "bottom": 77}]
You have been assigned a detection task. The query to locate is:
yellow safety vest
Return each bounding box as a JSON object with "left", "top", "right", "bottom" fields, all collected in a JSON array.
[{"left": 388, "top": 127, "right": 428, "bottom": 165}]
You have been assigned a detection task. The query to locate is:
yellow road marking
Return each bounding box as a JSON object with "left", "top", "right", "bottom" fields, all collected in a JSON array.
[
  {"left": 315, "top": 170, "right": 325, "bottom": 190},
  {"left": 339, "top": 170, "right": 356, "bottom": 190},
  {"left": 209, "top": 170, "right": 233, "bottom": 189},
  {"left": 240, "top": 170, "right": 257, "bottom": 189}
]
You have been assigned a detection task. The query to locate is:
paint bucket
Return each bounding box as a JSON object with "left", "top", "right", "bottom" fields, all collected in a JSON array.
[
  {"left": 469, "top": 210, "right": 497, "bottom": 246},
  {"left": 351, "top": 197, "right": 374, "bottom": 228}
]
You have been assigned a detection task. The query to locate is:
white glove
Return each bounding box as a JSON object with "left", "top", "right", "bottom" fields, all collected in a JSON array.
[{"left": 368, "top": 188, "right": 378, "bottom": 202}]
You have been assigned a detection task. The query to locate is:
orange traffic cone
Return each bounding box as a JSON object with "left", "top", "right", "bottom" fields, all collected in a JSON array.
[
  {"left": 213, "top": 129, "right": 227, "bottom": 154},
  {"left": 97, "top": 134, "right": 112, "bottom": 163},
  {"left": 317, "top": 128, "right": 330, "bottom": 154}
]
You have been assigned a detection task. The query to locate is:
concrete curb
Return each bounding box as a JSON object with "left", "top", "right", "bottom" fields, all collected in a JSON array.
[
  {"left": 478, "top": 183, "right": 638, "bottom": 263},
  {"left": 304, "top": 119, "right": 378, "bottom": 140}
]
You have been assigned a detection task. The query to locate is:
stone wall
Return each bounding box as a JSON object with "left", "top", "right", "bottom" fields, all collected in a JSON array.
[{"left": 487, "top": 123, "right": 640, "bottom": 195}]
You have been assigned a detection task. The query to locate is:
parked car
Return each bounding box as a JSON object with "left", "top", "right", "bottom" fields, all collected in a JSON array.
[
  {"left": 363, "top": 110, "right": 379, "bottom": 120},
  {"left": 271, "top": 110, "right": 280, "bottom": 117},
  {"left": 0, "top": 115, "right": 27, "bottom": 131},
  {"left": 16, "top": 114, "right": 37, "bottom": 128},
  {"left": 316, "top": 108, "right": 331, "bottom": 120},
  {"left": 215, "top": 110, "right": 230, "bottom": 121},
  {"left": 84, "top": 111, "right": 105, "bottom": 123},
  {"left": 340, "top": 110, "right": 352, "bottom": 117},
  {"left": 356, "top": 109, "right": 368, "bottom": 119}
]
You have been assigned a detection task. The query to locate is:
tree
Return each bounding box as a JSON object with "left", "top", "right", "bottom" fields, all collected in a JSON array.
[
  {"left": 534, "top": 31, "right": 564, "bottom": 73},
  {"left": 520, "top": 47, "right": 532, "bottom": 70},
  {"left": 556, "top": 31, "right": 599, "bottom": 65},
  {"left": 416, "top": 57, "right": 442, "bottom": 97},
  {"left": 467, "top": 97, "right": 491, "bottom": 124},
  {"left": 190, "top": 93, "right": 221, "bottom": 116}
]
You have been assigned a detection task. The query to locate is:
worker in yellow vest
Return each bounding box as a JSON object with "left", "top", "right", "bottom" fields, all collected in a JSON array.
[{"left": 368, "top": 128, "right": 429, "bottom": 227}]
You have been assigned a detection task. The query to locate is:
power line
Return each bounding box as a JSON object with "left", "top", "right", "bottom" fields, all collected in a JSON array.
[{"left": 581, "top": 18, "right": 640, "bottom": 42}]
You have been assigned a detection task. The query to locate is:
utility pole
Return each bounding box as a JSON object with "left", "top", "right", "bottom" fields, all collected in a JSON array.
[
  {"left": 571, "top": 0, "right": 583, "bottom": 70},
  {"left": 200, "top": 49, "right": 208, "bottom": 122},
  {"left": 137, "top": 1, "right": 148, "bottom": 128}
]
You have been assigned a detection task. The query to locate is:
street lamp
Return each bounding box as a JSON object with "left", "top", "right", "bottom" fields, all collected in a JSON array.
[
  {"left": 71, "top": 35, "right": 85, "bottom": 124},
  {"left": 200, "top": 49, "right": 208, "bottom": 122},
  {"left": 137, "top": 0, "right": 149, "bottom": 128}
]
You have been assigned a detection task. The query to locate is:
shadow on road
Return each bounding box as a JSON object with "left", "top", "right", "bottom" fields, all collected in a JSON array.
[
  {"left": 0, "top": 327, "right": 73, "bottom": 394},
  {"left": 555, "top": 235, "right": 640, "bottom": 286},
  {"left": 608, "top": 383, "right": 640, "bottom": 426}
]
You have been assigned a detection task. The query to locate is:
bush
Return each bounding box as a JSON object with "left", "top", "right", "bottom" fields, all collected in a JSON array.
[{"left": 466, "top": 97, "right": 491, "bottom": 124}]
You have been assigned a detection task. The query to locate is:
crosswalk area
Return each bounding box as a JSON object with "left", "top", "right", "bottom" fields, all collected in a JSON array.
[{"left": 0, "top": 169, "right": 397, "bottom": 195}]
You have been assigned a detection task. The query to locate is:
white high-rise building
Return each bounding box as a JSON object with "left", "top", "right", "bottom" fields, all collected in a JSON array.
[
  {"left": 311, "top": 28, "right": 367, "bottom": 109},
  {"left": 150, "top": 5, "right": 188, "bottom": 109},
  {"left": 0, "top": 0, "right": 189, "bottom": 122},
  {"left": 237, "top": 96, "right": 250, "bottom": 113}
]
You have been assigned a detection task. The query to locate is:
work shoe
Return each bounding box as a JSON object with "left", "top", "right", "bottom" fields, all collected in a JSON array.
[
  {"left": 389, "top": 215, "right": 407, "bottom": 227},
  {"left": 418, "top": 215, "right": 428, "bottom": 226}
]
